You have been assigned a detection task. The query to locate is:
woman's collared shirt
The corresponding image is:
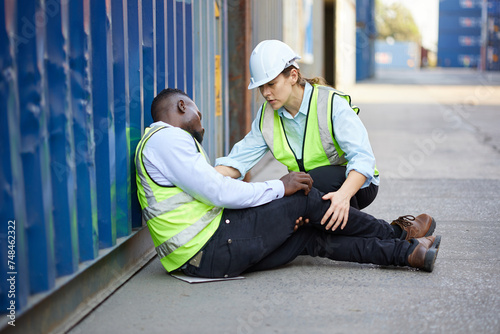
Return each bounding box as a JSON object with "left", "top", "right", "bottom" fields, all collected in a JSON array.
[{"left": 215, "top": 82, "right": 379, "bottom": 188}]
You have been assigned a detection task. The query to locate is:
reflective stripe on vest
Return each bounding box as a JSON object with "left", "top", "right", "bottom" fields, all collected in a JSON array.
[
  {"left": 135, "top": 125, "right": 222, "bottom": 271},
  {"left": 259, "top": 85, "right": 354, "bottom": 172}
]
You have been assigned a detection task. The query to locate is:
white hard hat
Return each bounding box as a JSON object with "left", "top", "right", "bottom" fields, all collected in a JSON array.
[{"left": 248, "top": 40, "right": 301, "bottom": 90}]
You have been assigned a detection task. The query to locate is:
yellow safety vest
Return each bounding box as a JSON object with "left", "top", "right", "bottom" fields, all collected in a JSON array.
[
  {"left": 135, "top": 125, "right": 222, "bottom": 272},
  {"left": 259, "top": 84, "right": 379, "bottom": 177}
]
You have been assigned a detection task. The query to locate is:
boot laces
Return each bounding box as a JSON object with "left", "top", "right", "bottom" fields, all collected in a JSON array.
[{"left": 392, "top": 215, "right": 415, "bottom": 228}]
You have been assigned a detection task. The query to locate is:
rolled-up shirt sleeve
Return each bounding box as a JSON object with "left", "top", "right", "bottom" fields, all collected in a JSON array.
[
  {"left": 332, "top": 95, "right": 378, "bottom": 188},
  {"left": 143, "top": 126, "right": 284, "bottom": 209},
  {"left": 215, "top": 107, "right": 269, "bottom": 180}
]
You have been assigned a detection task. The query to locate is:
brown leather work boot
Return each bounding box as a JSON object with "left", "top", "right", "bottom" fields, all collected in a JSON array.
[
  {"left": 407, "top": 235, "right": 441, "bottom": 272},
  {"left": 392, "top": 214, "right": 436, "bottom": 240}
]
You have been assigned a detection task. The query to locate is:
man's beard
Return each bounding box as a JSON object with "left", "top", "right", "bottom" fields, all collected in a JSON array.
[
  {"left": 185, "top": 123, "right": 204, "bottom": 143},
  {"left": 193, "top": 131, "right": 203, "bottom": 144}
]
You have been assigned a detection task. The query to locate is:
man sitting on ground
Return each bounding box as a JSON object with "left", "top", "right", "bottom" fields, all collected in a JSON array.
[{"left": 135, "top": 88, "right": 441, "bottom": 278}]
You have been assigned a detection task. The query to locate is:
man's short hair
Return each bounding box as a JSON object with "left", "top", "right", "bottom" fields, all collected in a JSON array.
[{"left": 151, "top": 88, "right": 190, "bottom": 122}]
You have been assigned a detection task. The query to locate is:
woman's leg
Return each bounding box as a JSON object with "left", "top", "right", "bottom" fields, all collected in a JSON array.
[
  {"left": 307, "top": 165, "right": 378, "bottom": 209},
  {"left": 354, "top": 183, "right": 378, "bottom": 210},
  {"left": 307, "top": 165, "right": 346, "bottom": 194}
]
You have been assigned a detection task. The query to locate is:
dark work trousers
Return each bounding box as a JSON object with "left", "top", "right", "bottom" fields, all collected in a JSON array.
[
  {"left": 307, "top": 165, "right": 378, "bottom": 210},
  {"left": 183, "top": 188, "right": 410, "bottom": 278}
]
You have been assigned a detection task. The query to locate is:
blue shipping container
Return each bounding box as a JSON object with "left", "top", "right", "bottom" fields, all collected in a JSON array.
[
  {"left": 486, "top": 45, "right": 500, "bottom": 70},
  {"left": 437, "top": 1, "right": 482, "bottom": 68},
  {"left": 439, "top": 15, "right": 483, "bottom": 34},
  {"left": 356, "top": 0, "right": 370, "bottom": 24},
  {"left": 356, "top": 27, "right": 375, "bottom": 81},
  {"left": 0, "top": 0, "right": 228, "bottom": 319},
  {"left": 487, "top": 0, "right": 500, "bottom": 16},
  {"left": 375, "top": 40, "right": 420, "bottom": 69},
  {"left": 438, "top": 51, "right": 480, "bottom": 67},
  {"left": 440, "top": 0, "right": 483, "bottom": 12},
  {"left": 488, "top": 17, "right": 500, "bottom": 42},
  {"left": 438, "top": 34, "right": 482, "bottom": 48},
  {"left": 356, "top": 0, "right": 376, "bottom": 37}
]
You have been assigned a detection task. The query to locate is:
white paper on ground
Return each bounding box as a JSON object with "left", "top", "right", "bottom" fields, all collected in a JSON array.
[{"left": 170, "top": 271, "right": 245, "bottom": 284}]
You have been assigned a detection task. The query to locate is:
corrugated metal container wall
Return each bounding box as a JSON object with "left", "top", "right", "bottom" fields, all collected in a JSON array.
[
  {"left": 249, "top": 0, "right": 325, "bottom": 114},
  {"left": 250, "top": 0, "right": 284, "bottom": 118},
  {"left": 252, "top": 0, "right": 283, "bottom": 45},
  {"left": 0, "top": 0, "right": 227, "bottom": 315},
  {"left": 193, "top": 0, "right": 228, "bottom": 160}
]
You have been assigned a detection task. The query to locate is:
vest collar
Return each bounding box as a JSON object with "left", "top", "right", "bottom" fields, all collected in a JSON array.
[{"left": 150, "top": 120, "right": 174, "bottom": 128}]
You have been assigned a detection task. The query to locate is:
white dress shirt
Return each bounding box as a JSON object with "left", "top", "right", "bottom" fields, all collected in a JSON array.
[{"left": 142, "top": 121, "right": 285, "bottom": 209}]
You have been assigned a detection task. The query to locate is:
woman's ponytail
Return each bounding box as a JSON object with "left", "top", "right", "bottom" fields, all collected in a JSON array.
[{"left": 282, "top": 66, "right": 330, "bottom": 87}]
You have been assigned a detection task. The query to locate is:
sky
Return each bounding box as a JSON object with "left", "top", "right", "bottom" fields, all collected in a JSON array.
[{"left": 379, "top": 0, "right": 440, "bottom": 51}]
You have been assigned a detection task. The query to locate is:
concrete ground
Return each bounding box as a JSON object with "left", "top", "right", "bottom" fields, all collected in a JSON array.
[{"left": 69, "top": 68, "right": 500, "bottom": 334}]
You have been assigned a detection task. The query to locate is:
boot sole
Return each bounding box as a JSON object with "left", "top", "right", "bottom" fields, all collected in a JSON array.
[
  {"left": 423, "top": 235, "right": 441, "bottom": 272},
  {"left": 424, "top": 217, "right": 436, "bottom": 237},
  {"left": 432, "top": 233, "right": 441, "bottom": 250}
]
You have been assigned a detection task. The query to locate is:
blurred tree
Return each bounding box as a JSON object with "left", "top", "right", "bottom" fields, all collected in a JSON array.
[{"left": 375, "top": 0, "right": 421, "bottom": 42}]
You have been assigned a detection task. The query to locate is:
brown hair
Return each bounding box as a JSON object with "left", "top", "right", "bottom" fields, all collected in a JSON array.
[{"left": 281, "top": 66, "right": 329, "bottom": 87}]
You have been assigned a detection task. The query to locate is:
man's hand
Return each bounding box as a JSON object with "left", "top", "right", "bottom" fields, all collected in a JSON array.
[
  {"left": 294, "top": 216, "right": 310, "bottom": 232},
  {"left": 280, "top": 172, "right": 313, "bottom": 196}
]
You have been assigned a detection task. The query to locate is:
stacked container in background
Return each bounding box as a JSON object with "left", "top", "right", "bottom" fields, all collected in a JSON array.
[
  {"left": 438, "top": 0, "right": 483, "bottom": 68},
  {"left": 356, "top": 0, "right": 376, "bottom": 81},
  {"left": 484, "top": 0, "right": 500, "bottom": 70}
]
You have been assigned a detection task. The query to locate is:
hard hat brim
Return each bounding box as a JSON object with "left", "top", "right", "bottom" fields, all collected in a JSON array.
[
  {"left": 247, "top": 59, "right": 300, "bottom": 90},
  {"left": 248, "top": 75, "right": 277, "bottom": 90}
]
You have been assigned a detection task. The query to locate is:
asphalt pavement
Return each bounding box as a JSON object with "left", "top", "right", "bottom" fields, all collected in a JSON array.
[{"left": 69, "top": 68, "right": 500, "bottom": 334}]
